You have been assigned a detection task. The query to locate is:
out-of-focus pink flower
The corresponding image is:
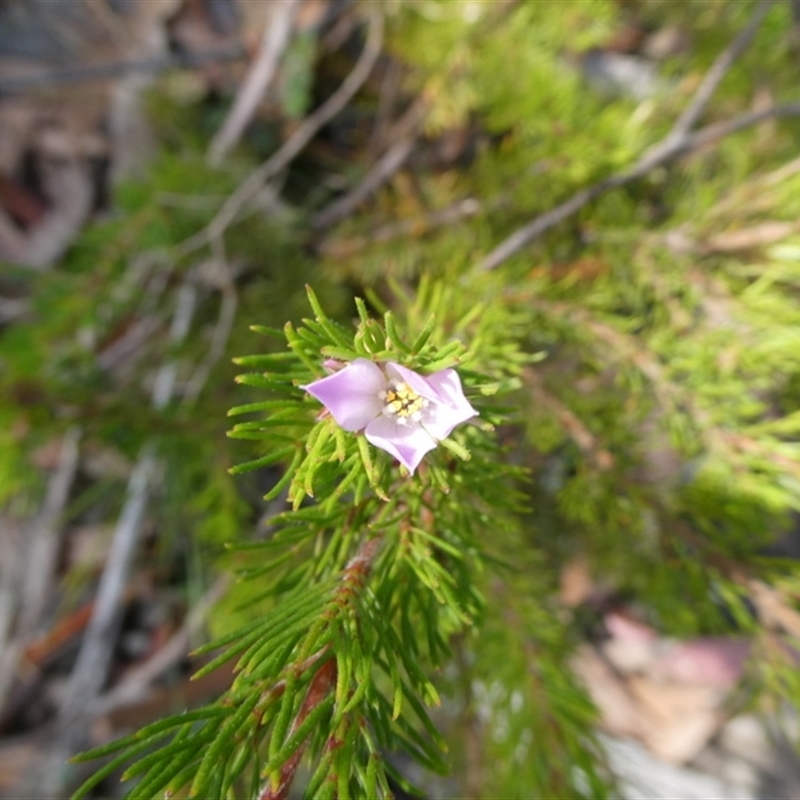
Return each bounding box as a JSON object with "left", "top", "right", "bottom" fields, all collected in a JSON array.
[{"left": 302, "top": 358, "right": 477, "bottom": 474}]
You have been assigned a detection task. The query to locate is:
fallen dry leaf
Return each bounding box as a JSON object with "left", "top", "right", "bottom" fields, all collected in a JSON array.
[
  {"left": 628, "top": 675, "right": 726, "bottom": 763},
  {"left": 572, "top": 644, "right": 651, "bottom": 740},
  {"left": 573, "top": 643, "right": 729, "bottom": 764},
  {"left": 572, "top": 608, "right": 753, "bottom": 764}
]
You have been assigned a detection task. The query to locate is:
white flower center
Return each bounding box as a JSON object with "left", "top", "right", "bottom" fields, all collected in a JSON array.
[{"left": 379, "top": 381, "right": 429, "bottom": 426}]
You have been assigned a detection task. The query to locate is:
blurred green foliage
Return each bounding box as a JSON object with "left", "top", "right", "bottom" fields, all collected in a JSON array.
[{"left": 3, "top": 0, "right": 800, "bottom": 797}]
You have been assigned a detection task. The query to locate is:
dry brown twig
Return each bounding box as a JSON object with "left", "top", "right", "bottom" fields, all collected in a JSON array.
[
  {"left": 29, "top": 449, "right": 160, "bottom": 798},
  {"left": 367, "top": 58, "right": 404, "bottom": 158},
  {"left": 207, "top": 0, "right": 303, "bottom": 166},
  {"left": 523, "top": 367, "right": 615, "bottom": 471},
  {"left": 18, "top": 428, "right": 82, "bottom": 636},
  {"left": 182, "top": 278, "right": 239, "bottom": 407},
  {"left": 478, "top": 0, "right": 789, "bottom": 273},
  {"left": 0, "top": 429, "right": 82, "bottom": 735},
  {"left": 175, "top": 6, "right": 385, "bottom": 259},
  {"left": 668, "top": 0, "right": 776, "bottom": 141},
  {"left": 318, "top": 161, "right": 552, "bottom": 255},
  {"left": 319, "top": 196, "right": 484, "bottom": 258},
  {"left": 26, "top": 282, "right": 199, "bottom": 799},
  {"left": 92, "top": 575, "right": 231, "bottom": 717},
  {"left": 311, "top": 98, "right": 429, "bottom": 231}
]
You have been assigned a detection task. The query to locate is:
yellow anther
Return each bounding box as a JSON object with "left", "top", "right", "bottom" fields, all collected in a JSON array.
[{"left": 382, "top": 382, "right": 428, "bottom": 420}]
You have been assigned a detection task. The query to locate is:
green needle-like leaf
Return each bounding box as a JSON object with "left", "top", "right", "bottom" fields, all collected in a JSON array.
[{"left": 191, "top": 692, "right": 261, "bottom": 797}]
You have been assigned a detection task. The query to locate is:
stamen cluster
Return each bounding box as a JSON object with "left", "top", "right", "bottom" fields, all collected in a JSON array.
[{"left": 380, "top": 381, "right": 429, "bottom": 425}]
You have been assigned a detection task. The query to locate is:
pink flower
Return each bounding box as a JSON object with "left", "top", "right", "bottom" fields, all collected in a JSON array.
[{"left": 302, "top": 359, "right": 478, "bottom": 474}]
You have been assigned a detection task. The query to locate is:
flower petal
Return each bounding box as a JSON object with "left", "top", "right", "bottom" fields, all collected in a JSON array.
[
  {"left": 302, "top": 358, "right": 385, "bottom": 431},
  {"left": 365, "top": 416, "right": 438, "bottom": 474},
  {"left": 422, "top": 368, "right": 478, "bottom": 440}
]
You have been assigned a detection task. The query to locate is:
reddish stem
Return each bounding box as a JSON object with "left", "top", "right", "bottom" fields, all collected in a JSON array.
[
  {"left": 259, "top": 658, "right": 338, "bottom": 800},
  {"left": 258, "top": 535, "right": 383, "bottom": 799}
]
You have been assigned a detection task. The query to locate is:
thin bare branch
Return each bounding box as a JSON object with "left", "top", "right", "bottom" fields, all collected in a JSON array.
[
  {"left": 30, "top": 284, "right": 201, "bottom": 797},
  {"left": 319, "top": 196, "right": 483, "bottom": 257},
  {"left": 478, "top": 98, "right": 800, "bottom": 273},
  {"left": 176, "top": 7, "right": 385, "bottom": 259},
  {"left": 57, "top": 447, "right": 156, "bottom": 735},
  {"left": 29, "top": 448, "right": 158, "bottom": 797},
  {"left": 18, "top": 427, "right": 82, "bottom": 636},
  {"left": 523, "top": 369, "right": 614, "bottom": 471},
  {"left": 0, "top": 518, "right": 24, "bottom": 715},
  {"left": 182, "top": 283, "right": 238, "bottom": 406},
  {"left": 207, "top": 0, "right": 303, "bottom": 166},
  {"left": 478, "top": 177, "right": 622, "bottom": 272},
  {"left": 71, "top": 283, "right": 196, "bottom": 701},
  {"left": 152, "top": 282, "right": 197, "bottom": 410},
  {"left": 682, "top": 100, "right": 800, "bottom": 151},
  {"left": 92, "top": 575, "right": 231, "bottom": 716},
  {"left": 321, "top": 163, "right": 552, "bottom": 254},
  {"left": 668, "top": 0, "right": 775, "bottom": 141},
  {"left": 311, "top": 100, "right": 427, "bottom": 230},
  {"left": 478, "top": 2, "right": 784, "bottom": 273},
  {"left": 313, "top": 138, "right": 415, "bottom": 230},
  {"left": 95, "top": 315, "right": 162, "bottom": 372}
]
